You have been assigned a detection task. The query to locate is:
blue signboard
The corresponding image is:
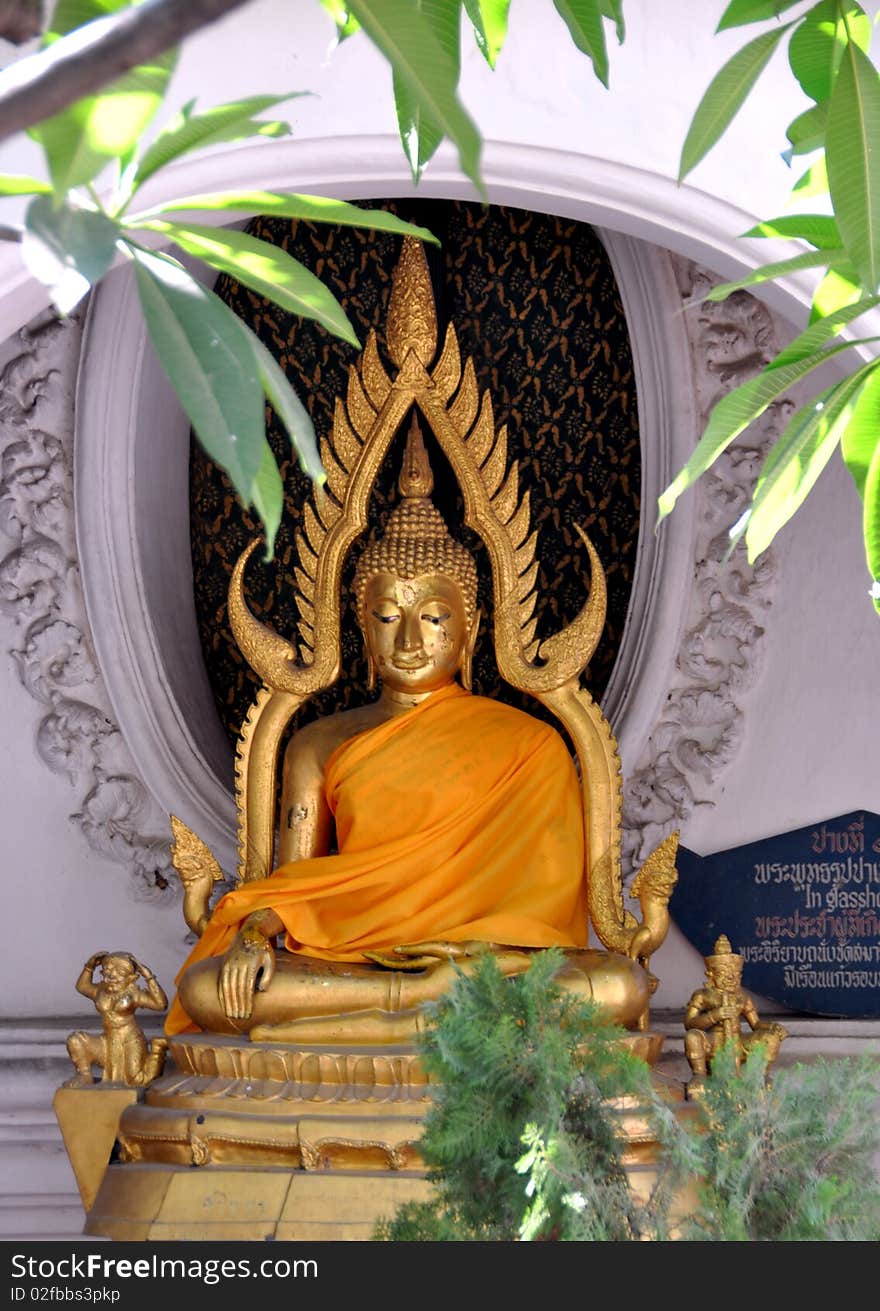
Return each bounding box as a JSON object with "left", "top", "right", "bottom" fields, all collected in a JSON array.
[{"left": 673, "top": 811, "right": 880, "bottom": 1017}]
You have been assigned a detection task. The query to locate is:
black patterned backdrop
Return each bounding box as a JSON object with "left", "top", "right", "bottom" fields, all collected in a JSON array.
[{"left": 189, "top": 200, "right": 641, "bottom": 746}]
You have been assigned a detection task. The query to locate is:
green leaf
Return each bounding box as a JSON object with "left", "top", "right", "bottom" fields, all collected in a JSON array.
[
  {"left": 131, "top": 93, "right": 304, "bottom": 195},
  {"left": 553, "top": 0, "right": 610, "bottom": 87},
  {"left": 248, "top": 330, "right": 324, "bottom": 485},
  {"left": 679, "top": 24, "right": 791, "bottom": 180},
  {"left": 132, "top": 191, "right": 440, "bottom": 244},
  {"left": 190, "top": 118, "right": 291, "bottom": 145},
  {"left": 769, "top": 291, "right": 879, "bottom": 368},
  {"left": 130, "top": 246, "right": 265, "bottom": 502},
  {"left": 463, "top": 0, "right": 511, "bottom": 68},
  {"left": 42, "top": 0, "right": 132, "bottom": 40},
  {"left": 742, "top": 213, "right": 840, "bottom": 247},
  {"left": 346, "top": 0, "right": 483, "bottom": 195},
  {"left": 785, "top": 100, "right": 828, "bottom": 154},
  {"left": 140, "top": 219, "right": 359, "bottom": 345},
  {"left": 862, "top": 430, "right": 880, "bottom": 610},
  {"left": 393, "top": 0, "right": 460, "bottom": 184},
  {"left": 744, "top": 363, "right": 879, "bottom": 559},
  {"left": 320, "top": 0, "right": 361, "bottom": 40},
  {"left": 599, "top": 0, "right": 624, "bottom": 43},
  {"left": 826, "top": 41, "right": 880, "bottom": 292},
  {"left": 657, "top": 336, "right": 880, "bottom": 521},
  {"left": 809, "top": 262, "right": 862, "bottom": 320},
  {"left": 21, "top": 195, "right": 119, "bottom": 314},
  {"left": 790, "top": 154, "right": 829, "bottom": 199},
  {"left": 841, "top": 364, "right": 880, "bottom": 497},
  {"left": 0, "top": 174, "right": 52, "bottom": 196},
  {"left": 788, "top": 0, "right": 870, "bottom": 104},
  {"left": 717, "top": 0, "right": 805, "bottom": 30},
  {"left": 702, "top": 247, "right": 842, "bottom": 301},
  {"left": 32, "top": 0, "right": 177, "bottom": 191},
  {"left": 250, "top": 438, "right": 284, "bottom": 561}
]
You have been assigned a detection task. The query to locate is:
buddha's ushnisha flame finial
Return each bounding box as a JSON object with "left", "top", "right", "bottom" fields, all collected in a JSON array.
[
  {"left": 353, "top": 414, "right": 478, "bottom": 626},
  {"left": 386, "top": 237, "right": 438, "bottom": 370}
]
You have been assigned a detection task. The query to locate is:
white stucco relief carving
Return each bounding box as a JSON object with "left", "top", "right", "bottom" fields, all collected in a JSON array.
[
  {"left": 0, "top": 310, "right": 174, "bottom": 900},
  {"left": 622, "top": 258, "right": 786, "bottom": 874}
]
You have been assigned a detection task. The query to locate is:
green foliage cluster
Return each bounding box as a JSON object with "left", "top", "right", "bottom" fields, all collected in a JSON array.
[
  {"left": 663, "top": 0, "right": 880, "bottom": 613},
  {"left": 325, "top": 0, "right": 624, "bottom": 187},
  {"left": 376, "top": 949, "right": 686, "bottom": 1241},
  {"left": 2, "top": 0, "right": 880, "bottom": 608},
  {"left": 378, "top": 949, "right": 880, "bottom": 1242},
  {"left": 682, "top": 1041, "right": 880, "bottom": 1240},
  {"left": 0, "top": 0, "right": 437, "bottom": 558}
]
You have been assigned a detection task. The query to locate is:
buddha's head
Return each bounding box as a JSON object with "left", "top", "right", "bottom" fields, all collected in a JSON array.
[{"left": 353, "top": 415, "right": 480, "bottom": 694}]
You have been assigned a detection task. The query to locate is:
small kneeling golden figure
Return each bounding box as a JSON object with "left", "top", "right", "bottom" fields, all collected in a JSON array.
[{"left": 66, "top": 952, "right": 168, "bottom": 1087}]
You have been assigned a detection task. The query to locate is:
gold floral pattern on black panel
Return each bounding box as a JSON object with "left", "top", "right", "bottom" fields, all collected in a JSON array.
[{"left": 190, "top": 200, "right": 641, "bottom": 746}]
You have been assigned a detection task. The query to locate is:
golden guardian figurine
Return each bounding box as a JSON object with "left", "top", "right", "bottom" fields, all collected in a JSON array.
[{"left": 684, "top": 935, "right": 787, "bottom": 1087}]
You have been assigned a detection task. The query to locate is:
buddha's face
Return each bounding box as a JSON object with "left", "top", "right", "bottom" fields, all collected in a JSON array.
[{"left": 362, "top": 572, "right": 469, "bottom": 695}]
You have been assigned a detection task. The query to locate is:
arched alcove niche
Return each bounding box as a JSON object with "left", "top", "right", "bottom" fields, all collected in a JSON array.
[{"left": 74, "top": 142, "right": 730, "bottom": 878}]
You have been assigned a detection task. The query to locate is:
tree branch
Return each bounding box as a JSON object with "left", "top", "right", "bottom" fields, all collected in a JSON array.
[{"left": 0, "top": 0, "right": 257, "bottom": 145}]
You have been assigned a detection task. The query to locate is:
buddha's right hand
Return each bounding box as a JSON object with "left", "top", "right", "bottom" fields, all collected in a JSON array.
[{"left": 217, "top": 931, "right": 276, "bottom": 1020}]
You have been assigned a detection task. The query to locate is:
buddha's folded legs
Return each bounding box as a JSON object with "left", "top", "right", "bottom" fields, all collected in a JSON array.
[{"left": 176, "top": 947, "right": 651, "bottom": 1041}]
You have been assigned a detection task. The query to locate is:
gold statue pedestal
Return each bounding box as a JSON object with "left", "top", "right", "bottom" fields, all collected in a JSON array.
[
  {"left": 54, "top": 1085, "right": 140, "bottom": 1214},
  {"left": 85, "top": 1034, "right": 431, "bottom": 1241},
  {"left": 83, "top": 1027, "right": 671, "bottom": 1241}
]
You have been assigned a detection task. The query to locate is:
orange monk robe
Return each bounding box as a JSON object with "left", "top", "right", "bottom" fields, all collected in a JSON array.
[{"left": 166, "top": 683, "right": 586, "bottom": 1034}]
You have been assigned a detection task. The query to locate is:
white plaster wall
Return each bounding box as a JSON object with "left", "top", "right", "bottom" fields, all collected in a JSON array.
[
  {"left": 0, "top": 644, "right": 183, "bottom": 1018},
  {"left": 653, "top": 442, "right": 880, "bottom": 1006}
]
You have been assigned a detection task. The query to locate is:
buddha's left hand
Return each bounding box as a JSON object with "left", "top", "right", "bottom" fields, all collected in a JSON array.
[{"left": 218, "top": 932, "right": 276, "bottom": 1019}]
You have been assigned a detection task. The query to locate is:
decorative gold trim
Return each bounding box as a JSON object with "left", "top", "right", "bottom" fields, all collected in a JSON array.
[
  {"left": 168, "top": 1035, "right": 430, "bottom": 1087},
  {"left": 115, "top": 1101, "right": 426, "bottom": 1171}
]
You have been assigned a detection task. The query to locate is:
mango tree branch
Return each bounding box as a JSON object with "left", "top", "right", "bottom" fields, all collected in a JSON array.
[{"left": 0, "top": 0, "right": 257, "bottom": 144}]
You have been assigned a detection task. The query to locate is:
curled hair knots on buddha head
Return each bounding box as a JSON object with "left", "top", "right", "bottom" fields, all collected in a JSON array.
[{"left": 352, "top": 414, "right": 479, "bottom": 629}]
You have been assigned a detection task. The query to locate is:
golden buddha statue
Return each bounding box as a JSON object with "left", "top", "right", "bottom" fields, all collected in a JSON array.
[
  {"left": 164, "top": 238, "right": 677, "bottom": 1049},
  {"left": 169, "top": 415, "right": 653, "bottom": 1041}
]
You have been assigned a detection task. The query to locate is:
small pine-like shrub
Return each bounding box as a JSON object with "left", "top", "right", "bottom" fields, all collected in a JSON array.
[
  {"left": 681, "top": 1041, "right": 880, "bottom": 1241},
  {"left": 376, "top": 948, "right": 683, "bottom": 1241}
]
